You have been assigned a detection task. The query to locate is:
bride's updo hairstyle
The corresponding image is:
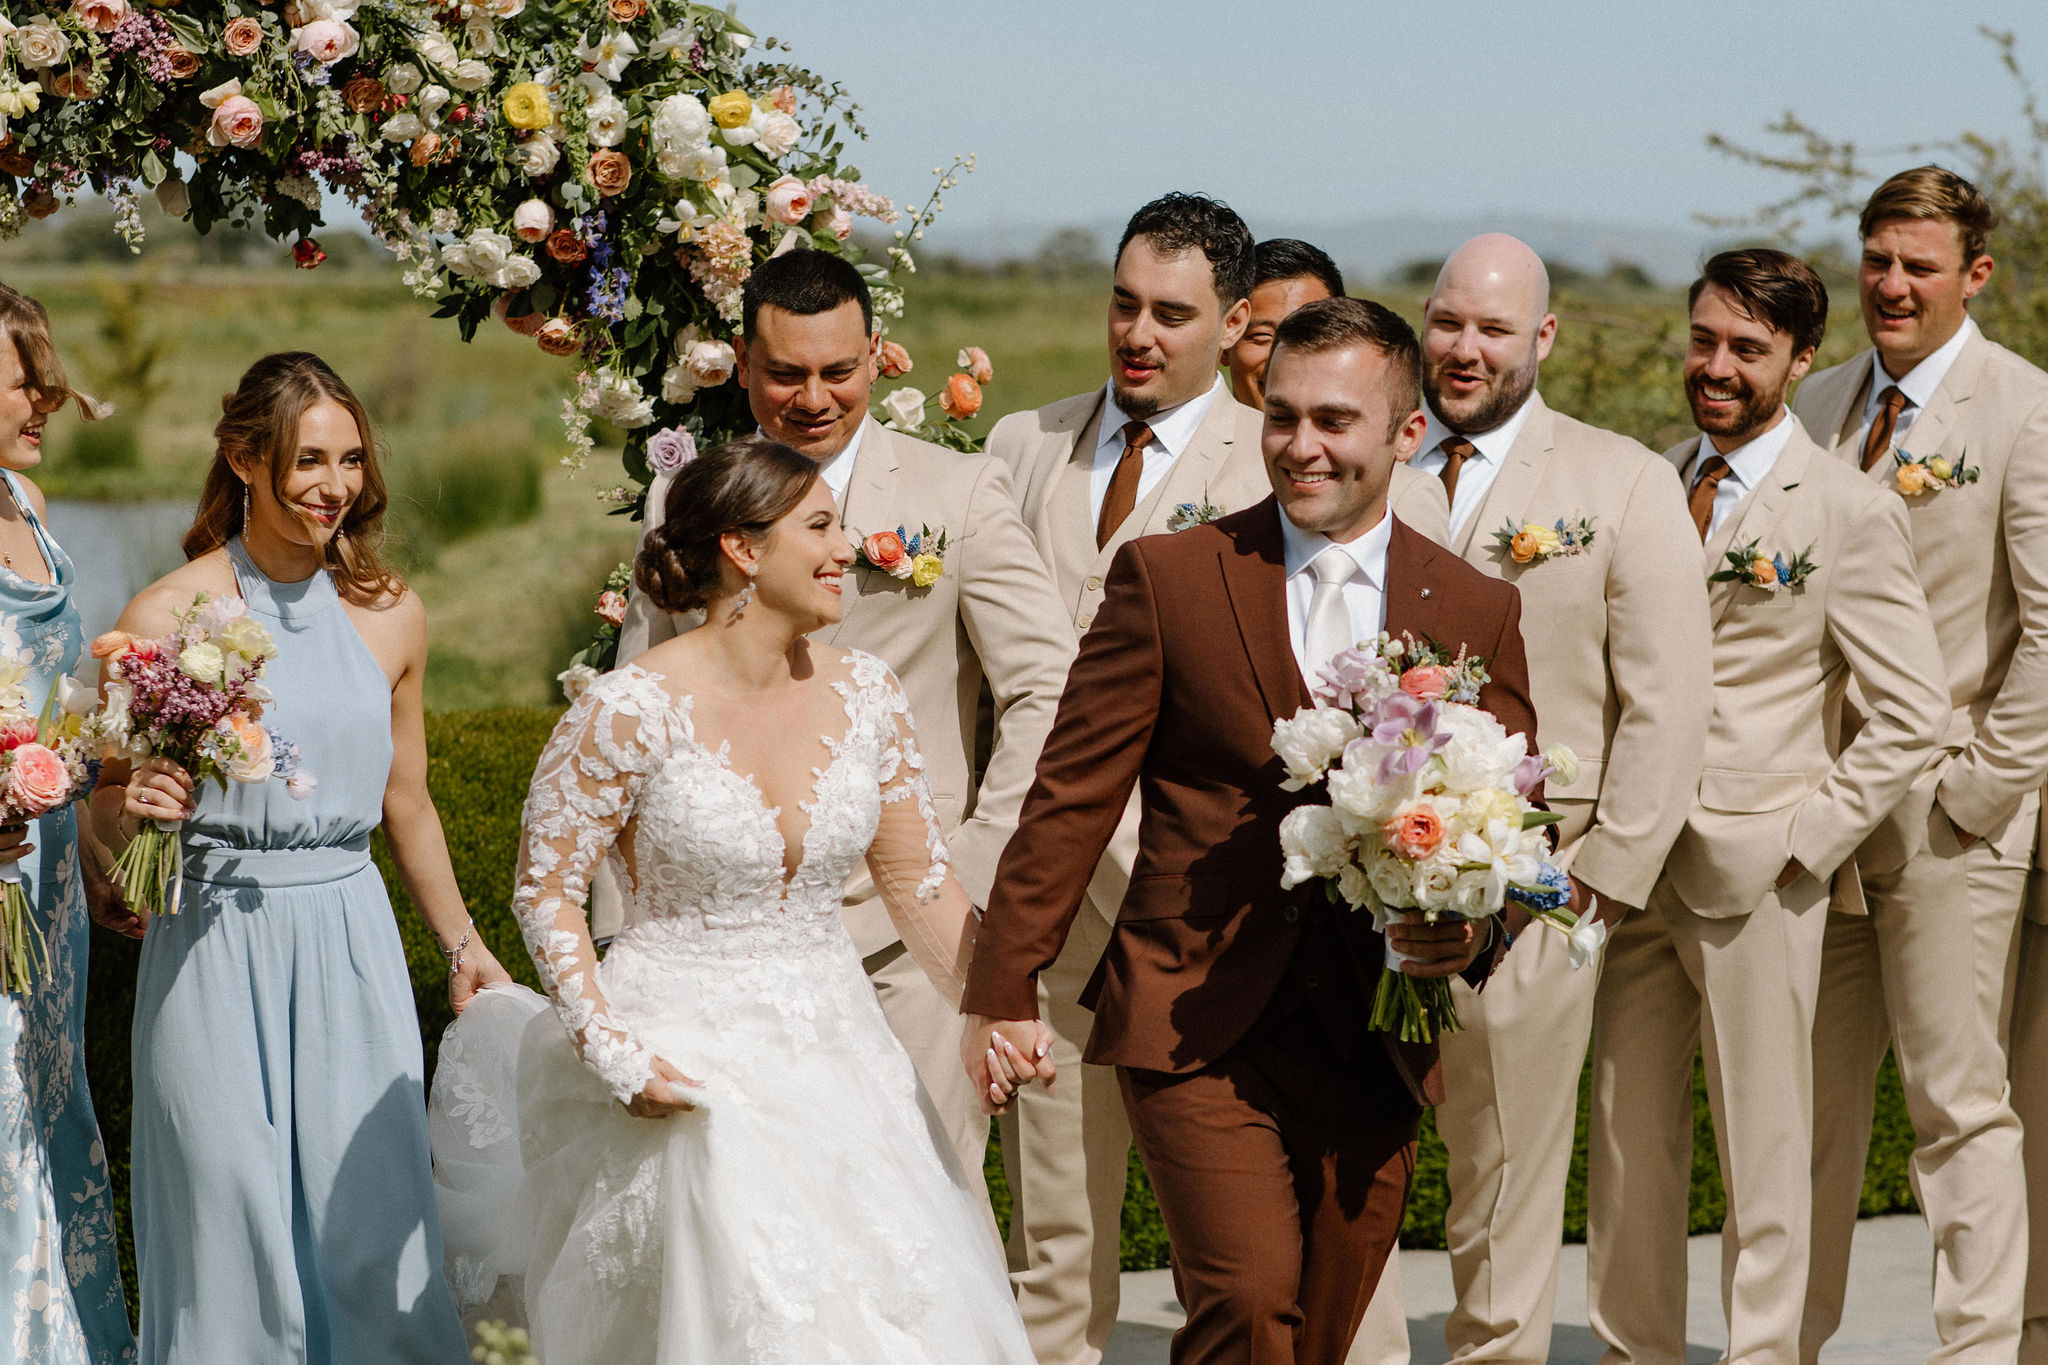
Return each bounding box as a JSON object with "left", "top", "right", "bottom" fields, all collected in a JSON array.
[
  {"left": 635, "top": 435, "right": 821, "bottom": 614},
  {"left": 183, "top": 351, "right": 402, "bottom": 605}
]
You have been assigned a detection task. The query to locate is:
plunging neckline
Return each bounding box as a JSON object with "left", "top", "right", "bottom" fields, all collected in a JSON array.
[{"left": 623, "top": 661, "right": 858, "bottom": 897}]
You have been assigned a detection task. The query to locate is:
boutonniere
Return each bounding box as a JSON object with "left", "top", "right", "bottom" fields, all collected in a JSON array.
[
  {"left": 1492, "top": 516, "right": 1596, "bottom": 564},
  {"left": 1891, "top": 445, "right": 1978, "bottom": 496},
  {"left": 1709, "top": 538, "right": 1819, "bottom": 592},
  {"left": 851, "top": 524, "right": 949, "bottom": 588},
  {"left": 1167, "top": 492, "right": 1225, "bottom": 532}
]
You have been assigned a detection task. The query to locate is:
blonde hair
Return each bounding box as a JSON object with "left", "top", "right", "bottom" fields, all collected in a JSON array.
[
  {"left": 1860, "top": 165, "right": 1997, "bottom": 264},
  {"left": 182, "top": 352, "right": 404, "bottom": 607}
]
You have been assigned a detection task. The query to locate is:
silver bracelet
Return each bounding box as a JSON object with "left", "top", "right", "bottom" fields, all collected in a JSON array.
[{"left": 442, "top": 920, "right": 474, "bottom": 977}]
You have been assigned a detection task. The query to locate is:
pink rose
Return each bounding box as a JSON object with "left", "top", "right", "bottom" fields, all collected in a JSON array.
[
  {"left": 957, "top": 346, "right": 994, "bottom": 384},
  {"left": 293, "top": 19, "right": 360, "bottom": 65},
  {"left": 511, "top": 198, "right": 553, "bottom": 243},
  {"left": 764, "top": 175, "right": 813, "bottom": 226},
  {"left": 1398, "top": 665, "right": 1449, "bottom": 700},
  {"left": 72, "top": 0, "right": 129, "bottom": 34},
  {"left": 1382, "top": 804, "right": 1446, "bottom": 861},
  {"left": 6, "top": 743, "right": 70, "bottom": 815},
  {"left": 209, "top": 94, "right": 265, "bottom": 149},
  {"left": 223, "top": 16, "right": 265, "bottom": 56},
  {"left": 875, "top": 340, "right": 912, "bottom": 379},
  {"left": 645, "top": 426, "right": 697, "bottom": 475},
  {"left": 595, "top": 591, "right": 627, "bottom": 627},
  {"left": 0, "top": 718, "right": 37, "bottom": 752}
]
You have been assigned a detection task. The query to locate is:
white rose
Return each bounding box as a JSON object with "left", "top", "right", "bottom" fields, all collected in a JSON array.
[
  {"left": 681, "top": 338, "right": 736, "bottom": 389},
  {"left": 442, "top": 227, "right": 512, "bottom": 280},
  {"left": 449, "top": 58, "right": 492, "bottom": 92},
  {"left": 461, "top": 17, "right": 498, "bottom": 56},
  {"left": 1271, "top": 705, "right": 1362, "bottom": 791},
  {"left": 1450, "top": 869, "right": 1494, "bottom": 919},
  {"left": 557, "top": 663, "right": 598, "bottom": 702},
  {"left": 14, "top": 20, "right": 70, "bottom": 69},
  {"left": 416, "top": 32, "right": 459, "bottom": 71},
  {"left": 384, "top": 61, "right": 423, "bottom": 95},
  {"left": 1365, "top": 851, "right": 1415, "bottom": 911},
  {"left": 177, "top": 643, "right": 226, "bottom": 687},
  {"left": 486, "top": 0, "right": 525, "bottom": 15},
  {"left": 880, "top": 387, "right": 926, "bottom": 431},
  {"left": 1335, "top": 862, "right": 1374, "bottom": 910},
  {"left": 416, "top": 83, "right": 452, "bottom": 121},
  {"left": 584, "top": 92, "right": 628, "bottom": 147},
  {"left": 659, "top": 362, "right": 697, "bottom": 405},
  {"left": 511, "top": 132, "right": 559, "bottom": 178},
  {"left": 1278, "top": 804, "right": 1352, "bottom": 890},
  {"left": 511, "top": 198, "right": 553, "bottom": 242},
  {"left": 495, "top": 255, "right": 541, "bottom": 289},
  {"left": 592, "top": 376, "right": 654, "bottom": 429},
  {"left": 1412, "top": 857, "right": 1461, "bottom": 913},
  {"left": 377, "top": 110, "right": 424, "bottom": 142},
  {"left": 154, "top": 177, "right": 191, "bottom": 219},
  {"left": 755, "top": 109, "right": 800, "bottom": 159}
]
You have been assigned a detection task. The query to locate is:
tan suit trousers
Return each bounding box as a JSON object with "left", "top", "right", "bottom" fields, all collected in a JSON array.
[
  {"left": 1588, "top": 878, "right": 1828, "bottom": 1365},
  {"left": 999, "top": 900, "right": 1129, "bottom": 1365},
  {"left": 1805, "top": 799, "right": 2033, "bottom": 1364},
  {"left": 2015, "top": 914, "right": 2048, "bottom": 1365},
  {"left": 864, "top": 938, "right": 990, "bottom": 1208}
]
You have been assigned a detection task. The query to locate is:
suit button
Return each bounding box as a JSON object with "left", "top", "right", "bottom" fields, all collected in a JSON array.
[
  {"left": 1085, "top": 576, "right": 1102, "bottom": 592},
  {"left": 1076, "top": 614, "right": 1094, "bottom": 630},
  {"left": 1283, "top": 906, "right": 1300, "bottom": 924}
]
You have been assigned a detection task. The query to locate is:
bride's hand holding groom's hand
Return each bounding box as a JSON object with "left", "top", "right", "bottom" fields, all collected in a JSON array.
[
  {"left": 1386, "top": 916, "right": 1491, "bottom": 979},
  {"left": 960, "top": 1015, "right": 1057, "bottom": 1116},
  {"left": 628, "top": 1056, "right": 706, "bottom": 1118}
]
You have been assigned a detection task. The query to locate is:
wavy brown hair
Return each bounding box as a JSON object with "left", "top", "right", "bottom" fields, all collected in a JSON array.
[
  {"left": 0, "top": 280, "right": 101, "bottom": 419},
  {"left": 182, "top": 352, "right": 403, "bottom": 605}
]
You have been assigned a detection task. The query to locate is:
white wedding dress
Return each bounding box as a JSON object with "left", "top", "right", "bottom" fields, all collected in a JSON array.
[{"left": 428, "top": 653, "right": 1035, "bottom": 1365}]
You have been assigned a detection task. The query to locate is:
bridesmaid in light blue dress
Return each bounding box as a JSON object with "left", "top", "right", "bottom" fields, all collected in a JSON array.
[
  {"left": 93, "top": 353, "right": 509, "bottom": 1364},
  {"left": 0, "top": 286, "right": 137, "bottom": 1364}
]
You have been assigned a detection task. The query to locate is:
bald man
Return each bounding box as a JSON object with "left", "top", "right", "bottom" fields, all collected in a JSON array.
[{"left": 1360, "top": 235, "right": 1712, "bottom": 1365}]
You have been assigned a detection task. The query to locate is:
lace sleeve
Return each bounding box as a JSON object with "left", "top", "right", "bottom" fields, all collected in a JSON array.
[
  {"left": 513, "top": 671, "right": 674, "bottom": 1106},
  {"left": 862, "top": 659, "right": 976, "bottom": 1007}
]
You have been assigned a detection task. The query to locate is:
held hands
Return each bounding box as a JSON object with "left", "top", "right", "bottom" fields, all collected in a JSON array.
[
  {"left": 960, "top": 1014, "right": 1057, "bottom": 1115},
  {"left": 628, "top": 1056, "right": 706, "bottom": 1118},
  {"left": 124, "top": 756, "right": 195, "bottom": 831},
  {"left": 1387, "top": 916, "right": 1488, "bottom": 979},
  {"left": 0, "top": 822, "right": 33, "bottom": 870}
]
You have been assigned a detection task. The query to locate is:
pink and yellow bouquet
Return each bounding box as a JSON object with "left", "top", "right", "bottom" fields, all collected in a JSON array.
[
  {"left": 1272, "top": 634, "right": 1577, "bottom": 1043},
  {"left": 92, "top": 592, "right": 314, "bottom": 918},
  {"left": 0, "top": 656, "right": 107, "bottom": 994}
]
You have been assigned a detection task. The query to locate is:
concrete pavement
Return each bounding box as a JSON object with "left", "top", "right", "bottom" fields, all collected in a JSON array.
[{"left": 1104, "top": 1214, "right": 1942, "bottom": 1363}]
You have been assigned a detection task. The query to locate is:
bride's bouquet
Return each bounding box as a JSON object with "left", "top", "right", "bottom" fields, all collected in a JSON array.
[
  {"left": 0, "top": 656, "right": 107, "bottom": 994},
  {"left": 1272, "top": 634, "right": 1585, "bottom": 1043},
  {"left": 92, "top": 593, "right": 314, "bottom": 918}
]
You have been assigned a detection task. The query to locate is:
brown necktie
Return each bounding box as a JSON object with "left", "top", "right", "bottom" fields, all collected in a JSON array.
[
  {"left": 1860, "top": 385, "right": 1909, "bottom": 471},
  {"left": 1689, "top": 454, "right": 1732, "bottom": 542},
  {"left": 1437, "top": 436, "right": 1476, "bottom": 507},
  {"left": 1097, "top": 420, "right": 1153, "bottom": 549}
]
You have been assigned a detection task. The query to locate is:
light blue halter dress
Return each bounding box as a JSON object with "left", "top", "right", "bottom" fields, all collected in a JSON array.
[
  {"left": 0, "top": 470, "right": 136, "bottom": 1363},
  {"left": 130, "top": 539, "right": 466, "bottom": 1364}
]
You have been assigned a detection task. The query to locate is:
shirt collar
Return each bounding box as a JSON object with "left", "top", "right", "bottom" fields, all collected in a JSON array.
[
  {"left": 1692, "top": 407, "right": 1795, "bottom": 487},
  {"left": 1097, "top": 374, "right": 1226, "bottom": 459},
  {"left": 1419, "top": 388, "right": 1538, "bottom": 466},
  {"left": 764, "top": 418, "right": 868, "bottom": 499},
  {"left": 1874, "top": 313, "right": 1977, "bottom": 411},
  {"left": 1279, "top": 504, "right": 1394, "bottom": 588}
]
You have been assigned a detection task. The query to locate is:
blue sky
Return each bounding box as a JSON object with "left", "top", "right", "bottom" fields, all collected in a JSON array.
[{"left": 737, "top": 1, "right": 2048, "bottom": 257}]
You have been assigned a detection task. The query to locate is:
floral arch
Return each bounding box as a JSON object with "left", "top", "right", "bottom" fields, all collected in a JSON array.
[{"left": 0, "top": 0, "right": 986, "bottom": 664}]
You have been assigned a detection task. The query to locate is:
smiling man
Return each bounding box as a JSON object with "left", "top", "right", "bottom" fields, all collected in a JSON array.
[
  {"left": 1791, "top": 165, "right": 2048, "bottom": 1364},
  {"left": 964, "top": 296, "right": 1528, "bottom": 1365},
  {"left": 1224, "top": 238, "right": 1347, "bottom": 409},
  {"left": 983, "top": 196, "right": 1446, "bottom": 1365}
]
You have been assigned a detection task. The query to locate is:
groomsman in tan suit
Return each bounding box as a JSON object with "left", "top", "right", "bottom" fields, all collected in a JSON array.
[
  {"left": 987, "top": 196, "right": 1447, "bottom": 1365},
  {"left": 1224, "top": 238, "right": 1347, "bottom": 409},
  {"left": 1590, "top": 248, "right": 1944, "bottom": 1365},
  {"left": 615, "top": 249, "right": 1077, "bottom": 1189},
  {"left": 1790, "top": 167, "right": 2048, "bottom": 1363},
  {"left": 1353, "top": 234, "right": 1711, "bottom": 1365},
  {"left": 2023, "top": 851, "right": 2048, "bottom": 1364}
]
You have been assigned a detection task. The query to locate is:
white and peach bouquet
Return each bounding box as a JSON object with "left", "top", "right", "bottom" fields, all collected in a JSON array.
[
  {"left": 91, "top": 592, "right": 313, "bottom": 918},
  {"left": 0, "top": 653, "right": 108, "bottom": 993},
  {"left": 1272, "top": 633, "right": 1581, "bottom": 1043}
]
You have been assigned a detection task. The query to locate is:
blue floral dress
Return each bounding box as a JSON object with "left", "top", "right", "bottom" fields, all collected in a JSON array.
[{"left": 0, "top": 470, "right": 136, "bottom": 1362}]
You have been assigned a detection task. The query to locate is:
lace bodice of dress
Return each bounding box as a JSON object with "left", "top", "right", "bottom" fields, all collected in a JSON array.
[{"left": 512, "top": 650, "right": 973, "bottom": 1106}]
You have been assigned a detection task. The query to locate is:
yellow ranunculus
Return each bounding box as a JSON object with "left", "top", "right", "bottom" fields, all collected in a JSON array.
[
  {"left": 1927, "top": 455, "right": 1953, "bottom": 481},
  {"left": 910, "top": 553, "right": 943, "bottom": 588},
  {"left": 708, "top": 91, "right": 754, "bottom": 128},
  {"left": 501, "top": 82, "right": 553, "bottom": 131},
  {"left": 1531, "top": 525, "right": 1562, "bottom": 556}
]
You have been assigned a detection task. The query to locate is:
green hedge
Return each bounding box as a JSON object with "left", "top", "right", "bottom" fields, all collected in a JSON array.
[{"left": 84, "top": 706, "right": 1924, "bottom": 1312}]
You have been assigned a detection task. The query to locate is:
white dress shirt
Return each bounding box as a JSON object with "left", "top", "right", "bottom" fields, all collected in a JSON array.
[
  {"left": 1412, "top": 392, "right": 1539, "bottom": 539},
  {"left": 811, "top": 419, "right": 868, "bottom": 509},
  {"left": 1280, "top": 507, "right": 1393, "bottom": 685},
  {"left": 1087, "top": 375, "right": 1226, "bottom": 523},
  {"left": 1684, "top": 408, "right": 1795, "bottom": 541},
  {"left": 1851, "top": 314, "right": 1977, "bottom": 458}
]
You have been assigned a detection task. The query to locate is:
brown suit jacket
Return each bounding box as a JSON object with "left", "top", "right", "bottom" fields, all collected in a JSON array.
[{"left": 962, "top": 500, "right": 1532, "bottom": 1106}]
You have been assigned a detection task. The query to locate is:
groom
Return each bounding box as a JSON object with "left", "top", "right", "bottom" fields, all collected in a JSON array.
[{"left": 964, "top": 297, "right": 1531, "bottom": 1364}]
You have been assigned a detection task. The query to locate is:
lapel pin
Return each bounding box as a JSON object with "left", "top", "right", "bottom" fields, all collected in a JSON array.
[{"left": 1419, "top": 587, "right": 1432, "bottom": 599}]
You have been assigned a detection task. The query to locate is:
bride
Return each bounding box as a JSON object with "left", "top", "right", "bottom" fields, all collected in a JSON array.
[{"left": 429, "top": 435, "right": 1050, "bottom": 1363}]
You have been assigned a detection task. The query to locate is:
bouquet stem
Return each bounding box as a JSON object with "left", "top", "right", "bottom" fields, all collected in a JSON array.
[
  {"left": 1369, "top": 968, "right": 1461, "bottom": 1044},
  {"left": 0, "top": 864, "right": 48, "bottom": 995},
  {"left": 110, "top": 819, "right": 183, "bottom": 918}
]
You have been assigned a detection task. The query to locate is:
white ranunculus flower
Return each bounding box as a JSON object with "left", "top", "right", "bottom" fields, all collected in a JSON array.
[
  {"left": 591, "top": 375, "right": 654, "bottom": 429},
  {"left": 880, "top": 387, "right": 925, "bottom": 431},
  {"left": 177, "top": 643, "right": 226, "bottom": 687},
  {"left": 511, "top": 132, "right": 559, "bottom": 178},
  {"left": 584, "top": 92, "right": 628, "bottom": 147},
  {"left": 384, "top": 61, "right": 423, "bottom": 95},
  {"left": 755, "top": 109, "right": 800, "bottom": 159},
  {"left": 449, "top": 58, "right": 492, "bottom": 91},
  {"left": 378, "top": 111, "right": 424, "bottom": 143},
  {"left": 13, "top": 19, "right": 69, "bottom": 68},
  {"left": 1278, "top": 804, "right": 1351, "bottom": 890},
  {"left": 1271, "top": 705, "right": 1363, "bottom": 791}
]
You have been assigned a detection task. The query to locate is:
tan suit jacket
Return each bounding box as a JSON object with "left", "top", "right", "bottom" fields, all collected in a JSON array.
[
  {"left": 1443, "top": 394, "right": 1710, "bottom": 907},
  {"left": 1793, "top": 329, "right": 2048, "bottom": 867},
  {"left": 617, "top": 417, "right": 1078, "bottom": 952},
  {"left": 1660, "top": 424, "right": 1946, "bottom": 918},
  {"left": 986, "top": 385, "right": 1451, "bottom": 916}
]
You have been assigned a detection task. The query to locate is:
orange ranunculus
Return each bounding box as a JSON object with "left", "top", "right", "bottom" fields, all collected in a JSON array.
[
  {"left": 861, "top": 531, "right": 908, "bottom": 575},
  {"left": 89, "top": 630, "right": 133, "bottom": 659},
  {"left": 1509, "top": 528, "right": 1542, "bottom": 563},
  {"left": 1383, "top": 804, "right": 1446, "bottom": 861},
  {"left": 1747, "top": 557, "right": 1778, "bottom": 588},
  {"left": 1398, "top": 665, "right": 1450, "bottom": 700},
  {"left": 939, "top": 372, "right": 982, "bottom": 420}
]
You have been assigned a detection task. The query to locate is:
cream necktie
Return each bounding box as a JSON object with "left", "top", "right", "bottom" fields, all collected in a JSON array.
[{"left": 1303, "top": 545, "right": 1356, "bottom": 680}]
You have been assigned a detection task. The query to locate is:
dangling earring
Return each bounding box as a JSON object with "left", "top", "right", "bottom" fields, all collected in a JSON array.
[
  {"left": 730, "top": 571, "right": 756, "bottom": 622},
  {"left": 241, "top": 480, "right": 252, "bottom": 532}
]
